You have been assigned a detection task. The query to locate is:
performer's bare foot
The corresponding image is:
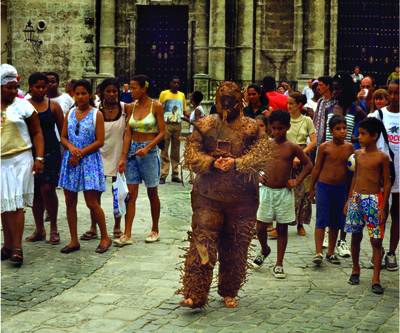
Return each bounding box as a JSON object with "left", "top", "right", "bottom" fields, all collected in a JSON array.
[
  {"left": 179, "top": 298, "right": 194, "bottom": 308},
  {"left": 224, "top": 297, "right": 238, "bottom": 308}
]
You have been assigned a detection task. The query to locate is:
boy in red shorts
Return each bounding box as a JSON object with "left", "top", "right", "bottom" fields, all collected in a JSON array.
[{"left": 344, "top": 117, "right": 391, "bottom": 294}]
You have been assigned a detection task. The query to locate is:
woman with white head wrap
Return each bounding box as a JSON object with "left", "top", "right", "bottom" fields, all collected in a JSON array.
[{"left": 1, "top": 64, "right": 45, "bottom": 264}]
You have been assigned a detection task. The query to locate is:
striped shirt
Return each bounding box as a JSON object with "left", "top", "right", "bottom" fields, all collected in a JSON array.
[{"left": 325, "top": 104, "right": 356, "bottom": 142}]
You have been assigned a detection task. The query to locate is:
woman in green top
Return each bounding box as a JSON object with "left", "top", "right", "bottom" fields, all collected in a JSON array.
[{"left": 243, "top": 83, "right": 273, "bottom": 119}]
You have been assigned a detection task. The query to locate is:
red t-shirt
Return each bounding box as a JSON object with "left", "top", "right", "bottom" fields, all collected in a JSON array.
[{"left": 266, "top": 91, "right": 288, "bottom": 111}]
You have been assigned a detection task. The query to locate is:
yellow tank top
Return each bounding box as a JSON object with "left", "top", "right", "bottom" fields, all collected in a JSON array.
[{"left": 128, "top": 100, "right": 157, "bottom": 133}]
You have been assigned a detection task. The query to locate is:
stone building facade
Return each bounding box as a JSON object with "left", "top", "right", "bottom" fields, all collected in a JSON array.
[{"left": 3, "top": 0, "right": 399, "bottom": 102}]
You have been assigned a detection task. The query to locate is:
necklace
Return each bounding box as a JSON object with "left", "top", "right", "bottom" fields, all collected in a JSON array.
[
  {"left": 1, "top": 98, "right": 15, "bottom": 135},
  {"left": 103, "top": 103, "right": 115, "bottom": 113},
  {"left": 78, "top": 105, "right": 90, "bottom": 113}
]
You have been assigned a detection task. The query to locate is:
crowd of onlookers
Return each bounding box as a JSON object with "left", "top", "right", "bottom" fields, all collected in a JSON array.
[{"left": 1, "top": 63, "right": 398, "bottom": 294}]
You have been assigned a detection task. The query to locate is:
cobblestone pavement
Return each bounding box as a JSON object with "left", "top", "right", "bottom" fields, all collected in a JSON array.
[{"left": 1, "top": 165, "right": 399, "bottom": 332}]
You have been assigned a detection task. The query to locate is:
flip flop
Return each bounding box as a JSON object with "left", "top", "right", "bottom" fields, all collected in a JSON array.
[
  {"left": 372, "top": 284, "right": 384, "bottom": 294},
  {"left": 145, "top": 231, "right": 160, "bottom": 243},
  {"left": 80, "top": 231, "right": 98, "bottom": 240},
  {"left": 113, "top": 231, "right": 123, "bottom": 239},
  {"left": 348, "top": 273, "right": 360, "bottom": 285}
]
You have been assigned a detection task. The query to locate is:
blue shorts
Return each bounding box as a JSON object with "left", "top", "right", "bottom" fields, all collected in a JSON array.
[
  {"left": 315, "top": 181, "right": 346, "bottom": 229},
  {"left": 125, "top": 141, "right": 160, "bottom": 188}
]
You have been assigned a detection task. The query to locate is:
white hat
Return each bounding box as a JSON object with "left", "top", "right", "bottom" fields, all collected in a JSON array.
[{"left": 1, "top": 64, "right": 18, "bottom": 85}]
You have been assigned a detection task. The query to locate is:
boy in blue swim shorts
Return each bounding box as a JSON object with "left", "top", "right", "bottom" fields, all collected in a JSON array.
[
  {"left": 309, "top": 115, "right": 354, "bottom": 265},
  {"left": 344, "top": 118, "right": 391, "bottom": 294},
  {"left": 253, "top": 110, "right": 313, "bottom": 279}
]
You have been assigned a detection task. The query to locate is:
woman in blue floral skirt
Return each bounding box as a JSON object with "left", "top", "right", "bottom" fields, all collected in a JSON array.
[{"left": 58, "top": 79, "right": 111, "bottom": 254}]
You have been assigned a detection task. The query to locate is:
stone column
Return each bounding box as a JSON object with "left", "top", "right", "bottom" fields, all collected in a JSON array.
[
  {"left": 193, "top": 0, "right": 209, "bottom": 75},
  {"left": 208, "top": 0, "right": 225, "bottom": 81},
  {"left": 329, "top": 0, "right": 338, "bottom": 76},
  {"left": 305, "top": 0, "right": 325, "bottom": 77},
  {"left": 236, "top": 0, "right": 254, "bottom": 85},
  {"left": 99, "top": 0, "right": 115, "bottom": 76}
]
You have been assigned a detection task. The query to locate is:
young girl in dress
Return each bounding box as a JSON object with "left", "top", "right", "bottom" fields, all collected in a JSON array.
[
  {"left": 58, "top": 79, "right": 111, "bottom": 253},
  {"left": 81, "top": 78, "right": 127, "bottom": 240},
  {"left": 25, "top": 72, "right": 64, "bottom": 245}
]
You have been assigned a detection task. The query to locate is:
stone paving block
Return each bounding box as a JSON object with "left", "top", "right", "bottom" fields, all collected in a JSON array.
[
  {"left": 1, "top": 321, "right": 41, "bottom": 333},
  {"left": 356, "top": 322, "right": 380, "bottom": 331},
  {"left": 80, "top": 318, "right": 129, "bottom": 332},
  {"left": 104, "top": 307, "right": 147, "bottom": 321},
  {"left": 256, "top": 323, "right": 278, "bottom": 331},
  {"left": 90, "top": 294, "right": 124, "bottom": 305},
  {"left": 121, "top": 319, "right": 150, "bottom": 331}
]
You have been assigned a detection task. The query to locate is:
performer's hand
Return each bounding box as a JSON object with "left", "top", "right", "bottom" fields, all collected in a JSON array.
[
  {"left": 222, "top": 157, "right": 235, "bottom": 171},
  {"left": 214, "top": 157, "right": 233, "bottom": 171}
]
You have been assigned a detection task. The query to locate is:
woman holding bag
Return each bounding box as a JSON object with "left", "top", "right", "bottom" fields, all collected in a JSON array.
[
  {"left": 116, "top": 75, "right": 165, "bottom": 246},
  {"left": 81, "top": 78, "right": 128, "bottom": 240}
]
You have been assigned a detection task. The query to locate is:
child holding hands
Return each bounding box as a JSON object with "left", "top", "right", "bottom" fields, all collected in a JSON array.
[
  {"left": 253, "top": 110, "right": 313, "bottom": 278},
  {"left": 309, "top": 115, "right": 354, "bottom": 265},
  {"left": 344, "top": 117, "right": 391, "bottom": 294}
]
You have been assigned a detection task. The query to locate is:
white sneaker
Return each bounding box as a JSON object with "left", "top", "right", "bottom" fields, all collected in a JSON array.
[
  {"left": 322, "top": 230, "right": 329, "bottom": 248},
  {"left": 336, "top": 239, "right": 351, "bottom": 257},
  {"left": 273, "top": 266, "right": 286, "bottom": 279}
]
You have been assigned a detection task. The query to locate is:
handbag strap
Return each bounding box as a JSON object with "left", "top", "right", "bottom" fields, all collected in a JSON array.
[{"left": 378, "top": 109, "right": 395, "bottom": 162}]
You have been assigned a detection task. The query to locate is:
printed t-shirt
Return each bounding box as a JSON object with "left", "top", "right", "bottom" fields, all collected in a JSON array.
[
  {"left": 159, "top": 90, "right": 187, "bottom": 123},
  {"left": 368, "top": 107, "right": 399, "bottom": 193}
]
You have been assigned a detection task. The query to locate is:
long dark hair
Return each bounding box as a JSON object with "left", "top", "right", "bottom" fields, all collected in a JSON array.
[
  {"left": 99, "top": 78, "right": 122, "bottom": 114},
  {"left": 247, "top": 83, "right": 269, "bottom": 106},
  {"left": 333, "top": 71, "right": 357, "bottom": 115}
]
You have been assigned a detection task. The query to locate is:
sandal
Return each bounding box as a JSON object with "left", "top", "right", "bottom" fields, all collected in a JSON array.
[
  {"left": 113, "top": 231, "right": 123, "bottom": 239},
  {"left": 1, "top": 247, "right": 12, "bottom": 261},
  {"left": 49, "top": 231, "right": 60, "bottom": 245},
  {"left": 145, "top": 231, "right": 160, "bottom": 243},
  {"left": 348, "top": 273, "right": 360, "bottom": 285},
  {"left": 80, "top": 231, "right": 98, "bottom": 240},
  {"left": 113, "top": 235, "right": 133, "bottom": 247},
  {"left": 372, "top": 283, "right": 384, "bottom": 294},
  {"left": 25, "top": 230, "right": 46, "bottom": 242},
  {"left": 10, "top": 248, "right": 23, "bottom": 264}
]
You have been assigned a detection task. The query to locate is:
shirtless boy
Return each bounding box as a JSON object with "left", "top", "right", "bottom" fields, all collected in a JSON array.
[
  {"left": 309, "top": 115, "right": 354, "bottom": 265},
  {"left": 254, "top": 110, "right": 313, "bottom": 278},
  {"left": 344, "top": 117, "right": 391, "bottom": 294}
]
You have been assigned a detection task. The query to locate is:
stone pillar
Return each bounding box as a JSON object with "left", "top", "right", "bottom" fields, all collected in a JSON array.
[
  {"left": 193, "top": 74, "right": 211, "bottom": 101},
  {"left": 305, "top": 0, "right": 325, "bottom": 78},
  {"left": 193, "top": 0, "right": 209, "bottom": 75},
  {"left": 329, "top": 0, "right": 338, "bottom": 76},
  {"left": 99, "top": 0, "right": 115, "bottom": 76},
  {"left": 236, "top": 0, "right": 254, "bottom": 85},
  {"left": 208, "top": 0, "right": 225, "bottom": 81}
]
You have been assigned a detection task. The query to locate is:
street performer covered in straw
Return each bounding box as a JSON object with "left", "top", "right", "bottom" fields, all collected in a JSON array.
[{"left": 178, "top": 81, "right": 276, "bottom": 308}]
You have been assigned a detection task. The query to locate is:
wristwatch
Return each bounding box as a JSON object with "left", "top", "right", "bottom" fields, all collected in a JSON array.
[{"left": 36, "top": 157, "right": 45, "bottom": 163}]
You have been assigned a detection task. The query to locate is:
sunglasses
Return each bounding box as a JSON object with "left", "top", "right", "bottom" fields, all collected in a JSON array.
[{"left": 75, "top": 122, "right": 80, "bottom": 136}]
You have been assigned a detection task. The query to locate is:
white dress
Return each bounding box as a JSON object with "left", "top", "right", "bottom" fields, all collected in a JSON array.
[{"left": 1, "top": 98, "right": 36, "bottom": 212}]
